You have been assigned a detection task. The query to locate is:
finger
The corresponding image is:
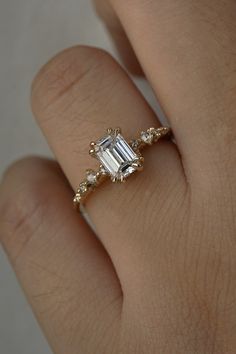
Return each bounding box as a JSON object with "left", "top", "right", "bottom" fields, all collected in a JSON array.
[
  {"left": 31, "top": 46, "right": 186, "bottom": 283},
  {"left": 93, "top": 0, "right": 143, "bottom": 75},
  {"left": 109, "top": 0, "right": 236, "bottom": 182},
  {"left": 0, "top": 157, "right": 122, "bottom": 354}
]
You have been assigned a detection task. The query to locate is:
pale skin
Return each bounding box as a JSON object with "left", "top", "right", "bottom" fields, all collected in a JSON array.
[{"left": 1, "top": 0, "right": 236, "bottom": 353}]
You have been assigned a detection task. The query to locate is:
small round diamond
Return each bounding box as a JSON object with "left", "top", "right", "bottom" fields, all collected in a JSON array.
[
  {"left": 130, "top": 139, "right": 140, "bottom": 150},
  {"left": 87, "top": 171, "right": 97, "bottom": 184},
  {"left": 79, "top": 183, "right": 87, "bottom": 194},
  {"left": 141, "top": 131, "right": 153, "bottom": 144}
]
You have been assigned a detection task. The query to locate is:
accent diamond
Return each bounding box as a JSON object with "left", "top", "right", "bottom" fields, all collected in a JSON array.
[
  {"left": 140, "top": 130, "right": 153, "bottom": 144},
  {"left": 86, "top": 170, "right": 97, "bottom": 185},
  {"left": 79, "top": 183, "right": 87, "bottom": 194}
]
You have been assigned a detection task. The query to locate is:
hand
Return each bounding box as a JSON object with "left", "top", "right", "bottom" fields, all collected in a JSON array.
[{"left": 1, "top": 1, "right": 236, "bottom": 353}]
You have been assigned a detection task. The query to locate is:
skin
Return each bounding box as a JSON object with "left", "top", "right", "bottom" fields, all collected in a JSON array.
[{"left": 1, "top": 0, "right": 236, "bottom": 353}]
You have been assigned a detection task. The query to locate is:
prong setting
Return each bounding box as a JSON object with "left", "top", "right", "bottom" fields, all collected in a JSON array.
[
  {"left": 89, "top": 149, "right": 95, "bottom": 156},
  {"left": 106, "top": 128, "right": 113, "bottom": 134},
  {"left": 114, "top": 127, "right": 121, "bottom": 136},
  {"left": 89, "top": 141, "right": 98, "bottom": 157},
  {"left": 132, "top": 157, "right": 144, "bottom": 171},
  {"left": 99, "top": 164, "right": 108, "bottom": 175}
]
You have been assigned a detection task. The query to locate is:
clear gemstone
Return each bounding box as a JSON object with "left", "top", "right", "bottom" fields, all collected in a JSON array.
[
  {"left": 141, "top": 131, "right": 153, "bottom": 144},
  {"left": 95, "top": 133, "right": 139, "bottom": 181},
  {"left": 87, "top": 171, "right": 97, "bottom": 184},
  {"left": 79, "top": 183, "right": 87, "bottom": 193},
  {"left": 130, "top": 139, "right": 140, "bottom": 150}
]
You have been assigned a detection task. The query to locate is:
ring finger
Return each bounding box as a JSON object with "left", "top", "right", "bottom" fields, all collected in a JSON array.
[{"left": 31, "top": 46, "right": 185, "bottom": 282}]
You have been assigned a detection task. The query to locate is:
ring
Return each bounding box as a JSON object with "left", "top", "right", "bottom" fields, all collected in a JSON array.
[{"left": 73, "top": 126, "right": 171, "bottom": 209}]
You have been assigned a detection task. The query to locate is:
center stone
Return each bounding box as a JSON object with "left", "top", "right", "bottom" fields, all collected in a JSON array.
[{"left": 95, "top": 133, "right": 139, "bottom": 181}]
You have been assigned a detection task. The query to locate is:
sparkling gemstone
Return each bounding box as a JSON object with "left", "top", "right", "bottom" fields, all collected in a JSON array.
[
  {"left": 79, "top": 183, "right": 87, "bottom": 193},
  {"left": 130, "top": 139, "right": 140, "bottom": 150},
  {"left": 87, "top": 171, "right": 97, "bottom": 184},
  {"left": 141, "top": 131, "right": 153, "bottom": 144},
  {"left": 95, "top": 132, "right": 139, "bottom": 181}
]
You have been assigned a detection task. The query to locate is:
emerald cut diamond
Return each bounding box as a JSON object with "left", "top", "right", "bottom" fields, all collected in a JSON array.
[{"left": 94, "top": 131, "right": 140, "bottom": 182}]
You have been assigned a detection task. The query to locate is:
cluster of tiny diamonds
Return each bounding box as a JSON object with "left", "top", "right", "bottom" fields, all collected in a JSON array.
[
  {"left": 130, "top": 126, "right": 171, "bottom": 151},
  {"left": 73, "top": 165, "right": 107, "bottom": 207}
]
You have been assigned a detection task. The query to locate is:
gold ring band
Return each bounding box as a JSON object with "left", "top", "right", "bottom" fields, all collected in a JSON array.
[{"left": 73, "top": 126, "right": 171, "bottom": 209}]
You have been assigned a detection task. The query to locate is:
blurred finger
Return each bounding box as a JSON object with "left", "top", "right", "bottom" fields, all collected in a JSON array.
[
  {"left": 93, "top": 0, "right": 143, "bottom": 75},
  {"left": 0, "top": 157, "right": 122, "bottom": 354}
]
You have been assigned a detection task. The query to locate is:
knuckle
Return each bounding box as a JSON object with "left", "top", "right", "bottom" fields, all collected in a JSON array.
[{"left": 31, "top": 45, "right": 116, "bottom": 119}]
